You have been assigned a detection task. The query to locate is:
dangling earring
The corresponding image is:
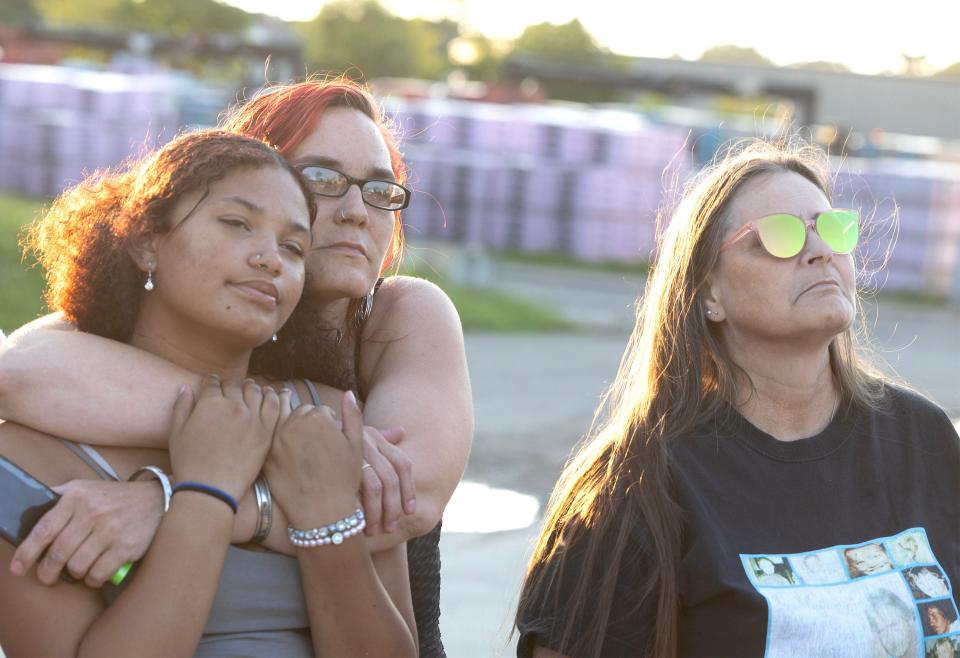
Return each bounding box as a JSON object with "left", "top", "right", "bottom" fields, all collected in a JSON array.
[
  {"left": 144, "top": 268, "right": 154, "bottom": 291},
  {"left": 271, "top": 333, "right": 278, "bottom": 343},
  {"left": 354, "top": 292, "right": 374, "bottom": 328}
]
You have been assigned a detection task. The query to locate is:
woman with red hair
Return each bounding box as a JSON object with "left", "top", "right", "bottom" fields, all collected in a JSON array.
[{"left": 0, "top": 78, "right": 472, "bottom": 656}]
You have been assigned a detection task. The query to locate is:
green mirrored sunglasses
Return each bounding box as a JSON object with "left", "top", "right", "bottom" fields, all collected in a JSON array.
[{"left": 720, "top": 209, "right": 859, "bottom": 259}]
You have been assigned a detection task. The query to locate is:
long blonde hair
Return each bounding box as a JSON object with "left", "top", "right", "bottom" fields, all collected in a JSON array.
[{"left": 517, "top": 137, "right": 889, "bottom": 657}]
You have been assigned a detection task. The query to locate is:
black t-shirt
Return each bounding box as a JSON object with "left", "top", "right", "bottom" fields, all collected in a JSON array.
[{"left": 517, "top": 386, "right": 960, "bottom": 657}]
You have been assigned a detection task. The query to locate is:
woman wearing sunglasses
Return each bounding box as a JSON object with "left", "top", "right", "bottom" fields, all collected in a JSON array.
[
  {"left": 516, "top": 139, "right": 960, "bottom": 657},
  {"left": 0, "top": 79, "right": 472, "bottom": 657}
]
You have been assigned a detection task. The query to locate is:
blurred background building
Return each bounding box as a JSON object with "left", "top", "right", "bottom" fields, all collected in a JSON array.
[{"left": 1, "top": 0, "right": 959, "bottom": 301}]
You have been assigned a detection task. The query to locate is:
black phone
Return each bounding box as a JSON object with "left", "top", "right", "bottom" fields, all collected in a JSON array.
[
  {"left": 0, "top": 455, "right": 60, "bottom": 547},
  {"left": 0, "top": 455, "right": 82, "bottom": 583}
]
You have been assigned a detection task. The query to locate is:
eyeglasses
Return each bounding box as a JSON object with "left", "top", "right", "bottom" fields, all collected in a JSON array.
[
  {"left": 295, "top": 165, "right": 410, "bottom": 211},
  {"left": 720, "top": 209, "right": 859, "bottom": 259}
]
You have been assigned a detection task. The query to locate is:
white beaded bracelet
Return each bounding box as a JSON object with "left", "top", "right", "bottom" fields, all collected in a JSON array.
[{"left": 288, "top": 508, "right": 365, "bottom": 548}]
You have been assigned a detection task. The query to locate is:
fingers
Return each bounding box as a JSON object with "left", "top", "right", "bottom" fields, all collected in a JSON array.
[
  {"left": 241, "top": 378, "right": 263, "bottom": 411},
  {"left": 36, "top": 517, "right": 94, "bottom": 585},
  {"left": 197, "top": 374, "right": 223, "bottom": 399},
  {"left": 277, "top": 388, "right": 293, "bottom": 427},
  {"left": 84, "top": 551, "right": 127, "bottom": 589},
  {"left": 168, "top": 384, "right": 196, "bottom": 437},
  {"left": 65, "top": 534, "right": 108, "bottom": 584},
  {"left": 379, "top": 426, "right": 405, "bottom": 444},
  {"left": 378, "top": 439, "right": 416, "bottom": 516},
  {"left": 261, "top": 386, "right": 281, "bottom": 430},
  {"left": 221, "top": 378, "right": 243, "bottom": 403},
  {"left": 340, "top": 391, "right": 363, "bottom": 448},
  {"left": 361, "top": 432, "right": 401, "bottom": 533},
  {"left": 10, "top": 500, "right": 73, "bottom": 577},
  {"left": 360, "top": 462, "right": 384, "bottom": 534}
]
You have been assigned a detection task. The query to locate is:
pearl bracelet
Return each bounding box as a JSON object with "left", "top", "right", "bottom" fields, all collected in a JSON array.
[{"left": 288, "top": 508, "right": 365, "bottom": 547}]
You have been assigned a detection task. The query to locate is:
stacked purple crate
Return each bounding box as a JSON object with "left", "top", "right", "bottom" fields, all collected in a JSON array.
[
  {"left": 0, "top": 64, "right": 181, "bottom": 198},
  {"left": 928, "top": 177, "right": 960, "bottom": 293}
]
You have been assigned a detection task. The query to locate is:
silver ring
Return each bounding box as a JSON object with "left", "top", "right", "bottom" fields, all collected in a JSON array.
[
  {"left": 361, "top": 463, "right": 373, "bottom": 471},
  {"left": 339, "top": 208, "right": 347, "bottom": 221}
]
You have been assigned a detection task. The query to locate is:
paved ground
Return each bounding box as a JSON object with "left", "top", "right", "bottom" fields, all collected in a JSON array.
[{"left": 438, "top": 259, "right": 960, "bottom": 657}]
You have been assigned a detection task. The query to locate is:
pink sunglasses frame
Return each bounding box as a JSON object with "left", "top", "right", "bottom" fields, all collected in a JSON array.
[{"left": 719, "top": 210, "right": 857, "bottom": 256}]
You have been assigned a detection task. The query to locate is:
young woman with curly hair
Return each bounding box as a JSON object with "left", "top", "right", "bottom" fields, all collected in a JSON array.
[{"left": 0, "top": 129, "right": 418, "bottom": 656}]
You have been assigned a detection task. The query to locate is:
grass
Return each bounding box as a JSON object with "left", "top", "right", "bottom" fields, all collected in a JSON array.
[
  {"left": 396, "top": 261, "right": 574, "bottom": 332},
  {"left": 0, "top": 194, "right": 47, "bottom": 334},
  {"left": 496, "top": 248, "right": 650, "bottom": 276},
  {"left": 0, "top": 192, "right": 573, "bottom": 335}
]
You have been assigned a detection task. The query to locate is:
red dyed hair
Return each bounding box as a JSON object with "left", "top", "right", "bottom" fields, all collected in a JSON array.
[{"left": 220, "top": 76, "right": 406, "bottom": 272}]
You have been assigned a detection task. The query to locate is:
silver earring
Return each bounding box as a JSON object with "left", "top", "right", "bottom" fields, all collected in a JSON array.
[
  {"left": 271, "top": 333, "right": 278, "bottom": 343},
  {"left": 144, "top": 269, "right": 154, "bottom": 291},
  {"left": 256, "top": 253, "right": 262, "bottom": 261},
  {"left": 706, "top": 310, "right": 714, "bottom": 316}
]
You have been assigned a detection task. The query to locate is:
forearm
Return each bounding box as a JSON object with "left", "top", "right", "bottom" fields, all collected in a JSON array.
[
  {"left": 298, "top": 546, "right": 417, "bottom": 657},
  {"left": 78, "top": 493, "right": 233, "bottom": 657},
  {"left": 0, "top": 316, "right": 200, "bottom": 446},
  {"left": 360, "top": 277, "right": 473, "bottom": 544}
]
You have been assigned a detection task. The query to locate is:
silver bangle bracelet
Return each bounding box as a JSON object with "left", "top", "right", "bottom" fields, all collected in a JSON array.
[
  {"left": 128, "top": 465, "right": 172, "bottom": 514},
  {"left": 251, "top": 474, "right": 273, "bottom": 544},
  {"left": 288, "top": 508, "right": 365, "bottom": 548}
]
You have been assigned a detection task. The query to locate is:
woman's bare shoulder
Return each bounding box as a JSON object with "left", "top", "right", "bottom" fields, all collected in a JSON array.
[{"left": 364, "top": 275, "right": 460, "bottom": 340}]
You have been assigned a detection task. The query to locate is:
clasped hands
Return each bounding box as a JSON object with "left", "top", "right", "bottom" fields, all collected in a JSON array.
[{"left": 8, "top": 376, "right": 416, "bottom": 587}]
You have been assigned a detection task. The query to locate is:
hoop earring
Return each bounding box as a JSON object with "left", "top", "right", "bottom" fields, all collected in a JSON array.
[{"left": 144, "top": 269, "right": 154, "bottom": 291}]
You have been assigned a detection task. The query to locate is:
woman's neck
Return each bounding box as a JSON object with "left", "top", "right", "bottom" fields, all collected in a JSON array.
[
  {"left": 724, "top": 337, "right": 840, "bottom": 442},
  {"left": 129, "top": 304, "right": 252, "bottom": 380}
]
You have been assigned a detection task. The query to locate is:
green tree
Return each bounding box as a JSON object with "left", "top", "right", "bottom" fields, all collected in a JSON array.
[
  {"left": 447, "top": 33, "right": 507, "bottom": 83},
  {"left": 297, "top": 0, "right": 445, "bottom": 81},
  {"left": 0, "top": 0, "right": 40, "bottom": 26},
  {"left": 512, "top": 18, "right": 605, "bottom": 64},
  {"left": 34, "top": 0, "right": 250, "bottom": 35},
  {"left": 699, "top": 45, "right": 774, "bottom": 67},
  {"left": 791, "top": 60, "right": 850, "bottom": 73},
  {"left": 508, "top": 19, "right": 625, "bottom": 103},
  {"left": 933, "top": 61, "right": 960, "bottom": 79}
]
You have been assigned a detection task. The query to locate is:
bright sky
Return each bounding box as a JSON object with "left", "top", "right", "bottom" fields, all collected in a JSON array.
[{"left": 225, "top": 0, "right": 959, "bottom": 75}]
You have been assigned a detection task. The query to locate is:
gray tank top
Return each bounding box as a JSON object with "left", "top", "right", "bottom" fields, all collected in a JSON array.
[{"left": 59, "top": 394, "right": 314, "bottom": 658}]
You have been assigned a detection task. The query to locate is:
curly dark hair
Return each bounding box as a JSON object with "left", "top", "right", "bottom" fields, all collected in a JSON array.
[{"left": 25, "top": 129, "right": 317, "bottom": 343}]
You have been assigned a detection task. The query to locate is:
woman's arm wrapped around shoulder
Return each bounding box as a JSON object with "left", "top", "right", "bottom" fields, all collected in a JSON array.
[
  {"left": 358, "top": 276, "right": 474, "bottom": 550},
  {"left": 0, "top": 313, "right": 200, "bottom": 447}
]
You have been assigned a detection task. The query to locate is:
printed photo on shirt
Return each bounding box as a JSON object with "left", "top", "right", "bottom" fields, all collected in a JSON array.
[
  {"left": 845, "top": 543, "right": 895, "bottom": 579},
  {"left": 889, "top": 531, "right": 936, "bottom": 567},
  {"left": 905, "top": 566, "right": 952, "bottom": 601},
  {"left": 925, "top": 634, "right": 960, "bottom": 658},
  {"left": 749, "top": 556, "right": 797, "bottom": 586},
  {"left": 789, "top": 550, "right": 848, "bottom": 585},
  {"left": 920, "top": 600, "right": 960, "bottom": 637},
  {"left": 741, "top": 529, "right": 957, "bottom": 658}
]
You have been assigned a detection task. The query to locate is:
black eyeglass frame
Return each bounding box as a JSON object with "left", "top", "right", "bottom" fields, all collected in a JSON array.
[{"left": 295, "top": 164, "right": 411, "bottom": 211}]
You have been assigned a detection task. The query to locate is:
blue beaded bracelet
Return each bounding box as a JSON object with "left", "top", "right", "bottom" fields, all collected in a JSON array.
[{"left": 172, "top": 481, "right": 238, "bottom": 514}]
